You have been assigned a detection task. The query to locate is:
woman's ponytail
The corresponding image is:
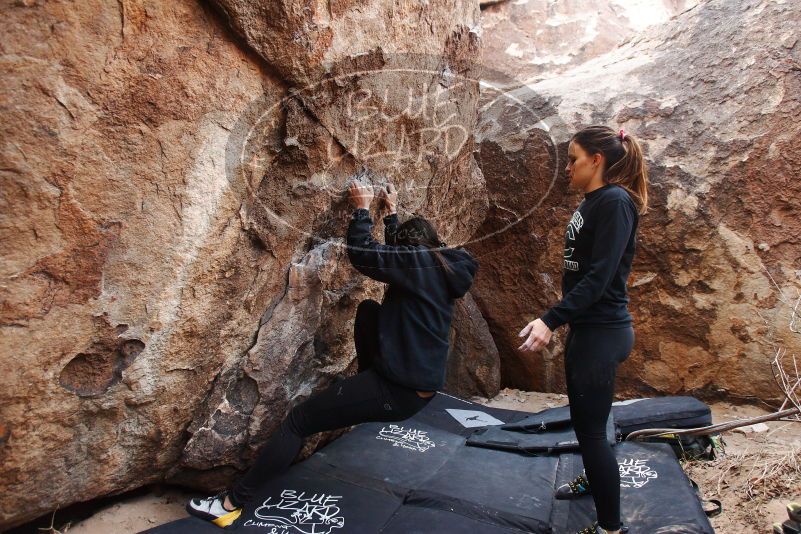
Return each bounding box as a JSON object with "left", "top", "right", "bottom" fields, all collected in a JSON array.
[{"left": 572, "top": 126, "right": 649, "bottom": 215}]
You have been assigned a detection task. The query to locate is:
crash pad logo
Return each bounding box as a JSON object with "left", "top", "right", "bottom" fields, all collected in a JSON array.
[
  {"left": 245, "top": 490, "right": 344, "bottom": 534},
  {"left": 618, "top": 458, "right": 658, "bottom": 488},
  {"left": 376, "top": 424, "right": 436, "bottom": 452}
]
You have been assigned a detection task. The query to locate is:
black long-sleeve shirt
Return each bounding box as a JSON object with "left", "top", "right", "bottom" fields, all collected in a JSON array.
[
  {"left": 540, "top": 184, "right": 639, "bottom": 330},
  {"left": 346, "top": 209, "right": 478, "bottom": 391}
]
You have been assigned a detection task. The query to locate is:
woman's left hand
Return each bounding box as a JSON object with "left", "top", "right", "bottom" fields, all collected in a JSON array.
[
  {"left": 517, "top": 318, "right": 552, "bottom": 352},
  {"left": 348, "top": 182, "right": 374, "bottom": 210},
  {"left": 378, "top": 183, "right": 398, "bottom": 215}
]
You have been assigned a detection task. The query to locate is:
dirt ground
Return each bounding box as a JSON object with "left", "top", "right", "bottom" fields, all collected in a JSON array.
[
  {"left": 43, "top": 389, "right": 801, "bottom": 534},
  {"left": 678, "top": 403, "right": 801, "bottom": 533},
  {"left": 33, "top": 489, "right": 193, "bottom": 534}
]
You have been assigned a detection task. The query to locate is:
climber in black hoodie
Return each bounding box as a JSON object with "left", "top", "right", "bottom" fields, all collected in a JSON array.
[{"left": 187, "top": 180, "right": 479, "bottom": 527}]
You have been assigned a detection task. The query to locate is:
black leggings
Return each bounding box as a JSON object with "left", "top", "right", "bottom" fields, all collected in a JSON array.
[
  {"left": 564, "top": 325, "right": 635, "bottom": 531},
  {"left": 230, "top": 299, "right": 433, "bottom": 507}
]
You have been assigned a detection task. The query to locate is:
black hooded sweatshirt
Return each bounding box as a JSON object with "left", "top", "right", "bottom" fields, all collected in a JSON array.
[{"left": 347, "top": 208, "right": 479, "bottom": 391}]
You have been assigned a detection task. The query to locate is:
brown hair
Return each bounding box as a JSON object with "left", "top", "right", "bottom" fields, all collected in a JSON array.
[
  {"left": 571, "top": 125, "right": 649, "bottom": 215},
  {"left": 396, "top": 216, "right": 454, "bottom": 274}
]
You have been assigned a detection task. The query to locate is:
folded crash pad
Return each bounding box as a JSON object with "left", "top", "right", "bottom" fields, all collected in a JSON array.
[
  {"left": 500, "top": 405, "right": 573, "bottom": 433},
  {"left": 611, "top": 396, "right": 712, "bottom": 436},
  {"left": 466, "top": 412, "right": 616, "bottom": 454}
]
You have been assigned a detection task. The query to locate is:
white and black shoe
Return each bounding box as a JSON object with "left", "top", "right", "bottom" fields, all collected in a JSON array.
[{"left": 186, "top": 491, "right": 242, "bottom": 527}]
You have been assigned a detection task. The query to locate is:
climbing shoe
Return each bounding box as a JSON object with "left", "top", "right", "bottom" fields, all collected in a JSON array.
[
  {"left": 186, "top": 491, "right": 242, "bottom": 527},
  {"left": 575, "top": 521, "right": 629, "bottom": 534},
  {"left": 789, "top": 503, "right": 801, "bottom": 523},
  {"left": 781, "top": 519, "right": 801, "bottom": 534},
  {"left": 556, "top": 471, "right": 591, "bottom": 499}
]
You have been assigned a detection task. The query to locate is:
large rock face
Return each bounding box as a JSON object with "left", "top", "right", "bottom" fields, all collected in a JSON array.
[
  {"left": 471, "top": 0, "right": 801, "bottom": 401},
  {"left": 1, "top": 3, "right": 273, "bottom": 529},
  {"left": 0, "top": 0, "right": 493, "bottom": 529},
  {"left": 479, "top": 0, "right": 699, "bottom": 85}
]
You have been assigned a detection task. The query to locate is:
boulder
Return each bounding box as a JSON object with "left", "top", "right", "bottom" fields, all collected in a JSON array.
[
  {"left": 479, "top": 0, "right": 699, "bottom": 84},
  {"left": 0, "top": 0, "right": 489, "bottom": 529},
  {"left": 471, "top": 0, "right": 801, "bottom": 402}
]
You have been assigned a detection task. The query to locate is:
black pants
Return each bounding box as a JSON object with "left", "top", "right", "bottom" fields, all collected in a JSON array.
[
  {"left": 564, "top": 325, "right": 635, "bottom": 531},
  {"left": 230, "top": 299, "right": 434, "bottom": 507}
]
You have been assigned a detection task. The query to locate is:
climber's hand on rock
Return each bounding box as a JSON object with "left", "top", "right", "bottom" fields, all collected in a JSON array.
[
  {"left": 379, "top": 183, "right": 398, "bottom": 215},
  {"left": 349, "top": 182, "right": 374, "bottom": 210},
  {"left": 517, "top": 318, "right": 552, "bottom": 352}
]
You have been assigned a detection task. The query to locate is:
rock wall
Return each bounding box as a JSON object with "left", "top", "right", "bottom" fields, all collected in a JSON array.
[
  {"left": 471, "top": 0, "right": 801, "bottom": 401},
  {"left": 0, "top": 0, "right": 494, "bottom": 529},
  {"left": 479, "top": 0, "right": 699, "bottom": 85}
]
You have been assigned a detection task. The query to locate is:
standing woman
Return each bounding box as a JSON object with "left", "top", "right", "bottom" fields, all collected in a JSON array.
[
  {"left": 186, "top": 181, "right": 478, "bottom": 527},
  {"left": 518, "top": 126, "right": 648, "bottom": 534}
]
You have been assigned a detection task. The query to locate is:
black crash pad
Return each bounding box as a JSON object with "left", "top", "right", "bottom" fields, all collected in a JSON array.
[
  {"left": 500, "top": 405, "right": 573, "bottom": 433},
  {"left": 466, "top": 411, "right": 616, "bottom": 454},
  {"left": 501, "top": 396, "right": 713, "bottom": 438},
  {"left": 144, "top": 463, "right": 403, "bottom": 533},
  {"left": 141, "top": 393, "right": 714, "bottom": 534},
  {"left": 550, "top": 441, "right": 715, "bottom": 534},
  {"left": 611, "top": 397, "right": 712, "bottom": 436}
]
